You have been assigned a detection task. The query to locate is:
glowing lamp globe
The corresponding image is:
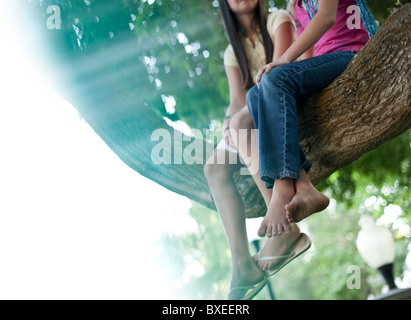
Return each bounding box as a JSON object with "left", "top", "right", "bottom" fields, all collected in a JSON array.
[{"left": 356, "top": 215, "right": 396, "bottom": 290}]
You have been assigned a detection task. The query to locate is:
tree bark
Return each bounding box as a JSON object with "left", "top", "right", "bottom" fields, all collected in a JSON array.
[{"left": 52, "top": 4, "right": 410, "bottom": 218}]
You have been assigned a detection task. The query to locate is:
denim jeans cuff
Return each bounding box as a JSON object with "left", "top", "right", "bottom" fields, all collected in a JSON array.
[{"left": 260, "top": 170, "right": 301, "bottom": 189}]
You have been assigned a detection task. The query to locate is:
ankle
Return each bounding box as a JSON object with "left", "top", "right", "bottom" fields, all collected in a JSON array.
[
  {"left": 232, "top": 255, "right": 254, "bottom": 269},
  {"left": 274, "top": 178, "right": 295, "bottom": 194},
  {"left": 295, "top": 176, "right": 314, "bottom": 192}
]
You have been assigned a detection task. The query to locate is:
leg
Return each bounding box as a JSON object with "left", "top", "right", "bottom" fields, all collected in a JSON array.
[
  {"left": 249, "top": 51, "right": 357, "bottom": 186},
  {"left": 246, "top": 53, "right": 356, "bottom": 269},
  {"left": 229, "top": 107, "right": 272, "bottom": 207},
  {"left": 248, "top": 52, "right": 356, "bottom": 233},
  {"left": 230, "top": 107, "right": 302, "bottom": 270},
  {"left": 247, "top": 82, "right": 299, "bottom": 236},
  {"left": 204, "top": 149, "right": 264, "bottom": 299}
]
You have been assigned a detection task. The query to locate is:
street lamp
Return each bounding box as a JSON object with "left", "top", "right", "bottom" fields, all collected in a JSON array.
[{"left": 356, "top": 215, "right": 397, "bottom": 290}]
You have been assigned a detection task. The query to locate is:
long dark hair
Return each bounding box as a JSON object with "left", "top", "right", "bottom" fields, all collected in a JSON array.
[{"left": 219, "top": 0, "right": 274, "bottom": 90}]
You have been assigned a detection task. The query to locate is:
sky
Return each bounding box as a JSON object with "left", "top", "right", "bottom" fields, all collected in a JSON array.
[{"left": 0, "top": 1, "right": 197, "bottom": 299}]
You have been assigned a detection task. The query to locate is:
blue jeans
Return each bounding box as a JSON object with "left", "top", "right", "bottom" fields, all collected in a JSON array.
[{"left": 247, "top": 51, "right": 356, "bottom": 189}]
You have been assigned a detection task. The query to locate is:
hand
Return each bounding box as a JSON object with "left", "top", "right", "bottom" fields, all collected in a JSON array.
[
  {"left": 223, "top": 116, "right": 236, "bottom": 148},
  {"left": 256, "top": 56, "right": 291, "bottom": 85}
]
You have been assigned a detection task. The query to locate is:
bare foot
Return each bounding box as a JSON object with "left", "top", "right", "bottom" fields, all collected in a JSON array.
[
  {"left": 285, "top": 179, "right": 329, "bottom": 223},
  {"left": 258, "top": 178, "right": 294, "bottom": 237},
  {"left": 228, "top": 258, "right": 265, "bottom": 300},
  {"left": 258, "top": 224, "right": 301, "bottom": 271}
]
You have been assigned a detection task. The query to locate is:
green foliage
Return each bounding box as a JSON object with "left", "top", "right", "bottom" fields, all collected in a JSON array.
[
  {"left": 368, "top": 0, "right": 409, "bottom": 24},
  {"left": 319, "top": 130, "right": 410, "bottom": 220}
]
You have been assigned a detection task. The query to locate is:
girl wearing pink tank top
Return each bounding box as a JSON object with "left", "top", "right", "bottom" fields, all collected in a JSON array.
[{"left": 243, "top": 0, "right": 377, "bottom": 278}]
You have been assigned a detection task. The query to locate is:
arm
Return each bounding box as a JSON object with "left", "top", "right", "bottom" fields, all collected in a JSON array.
[
  {"left": 223, "top": 65, "right": 247, "bottom": 145},
  {"left": 297, "top": 46, "right": 315, "bottom": 60},
  {"left": 273, "top": 21, "right": 295, "bottom": 60},
  {"left": 256, "top": 0, "right": 339, "bottom": 83},
  {"left": 281, "top": 0, "right": 339, "bottom": 62},
  {"left": 225, "top": 65, "right": 247, "bottom": 118}
]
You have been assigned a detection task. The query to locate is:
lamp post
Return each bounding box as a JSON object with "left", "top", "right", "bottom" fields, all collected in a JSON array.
[{"left": 356, "top": 215, "right": 397, "bottom": 290}]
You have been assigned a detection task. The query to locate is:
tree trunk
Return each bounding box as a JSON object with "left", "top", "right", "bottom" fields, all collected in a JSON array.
[{"left": 52, "top": 4, "right": 411, "bottom": 218}]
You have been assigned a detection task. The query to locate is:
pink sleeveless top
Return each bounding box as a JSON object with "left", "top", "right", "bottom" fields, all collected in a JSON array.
[{"left": 293, "top": 0, "right": 370, "bottom": 56}]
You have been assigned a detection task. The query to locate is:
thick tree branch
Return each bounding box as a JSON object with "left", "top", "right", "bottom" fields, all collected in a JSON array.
[{"left": 47, "top": 4, "right": 410, "bottom": 218}]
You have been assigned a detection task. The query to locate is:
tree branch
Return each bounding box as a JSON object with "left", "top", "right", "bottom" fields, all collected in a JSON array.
[{"left": 49, "top": 4, "right": 411, "bottom": 218}]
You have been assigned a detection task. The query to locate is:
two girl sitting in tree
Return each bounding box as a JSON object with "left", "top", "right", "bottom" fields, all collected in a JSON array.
[{"left": 205, "top": 0, "right": 376, "bottom": 299}]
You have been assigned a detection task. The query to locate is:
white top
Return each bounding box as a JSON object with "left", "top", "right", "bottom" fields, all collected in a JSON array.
[{"left": 223, "top": 9, "right": 296, "bottom": 84}]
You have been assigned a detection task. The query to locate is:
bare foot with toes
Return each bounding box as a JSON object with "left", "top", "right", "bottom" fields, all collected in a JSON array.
[
  {"left": 258, "top": 178, "right": 294, "bottom": 237},
  {"left": 285, "top": 178, "right": 329, "bottom": 223}
]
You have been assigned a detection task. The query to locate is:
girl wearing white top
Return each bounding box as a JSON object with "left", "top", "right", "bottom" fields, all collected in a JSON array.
[{"left": 204, "top": 0, "right": 297, "bottom": 299}]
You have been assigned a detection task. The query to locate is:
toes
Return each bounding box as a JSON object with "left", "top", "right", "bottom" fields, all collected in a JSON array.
[
  {"left": 266, "top": 225, "right": 274, "bottom": 237},
  {"left": 258, "top": 221, "right": 267, "bottom": 237},
  {"left": 276, "top": 224, "right": 282, "bottom": 235},
  {"left": 283, "top": 223, "right": 290, "bottom": 235},
  {"left": 285, "top": 209, "right": 294, "bottom": 223},
  {"left": 259, "top": 262, "right": 266, "bottom": 271},
  {"left": 268, "top": 224, "right": 289, "bottom": 237},
  {"left": 259, "top": 260, "right": 275, "bottom": 271},
  {"left": 277, "top": 223, "right": 290, "bottom": 235},
  {"left": 285, "top": 199, "right": 297, "bottom": 214},
  {"left": 259, "top": 220, "right": 291, "bottom": 237}
]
